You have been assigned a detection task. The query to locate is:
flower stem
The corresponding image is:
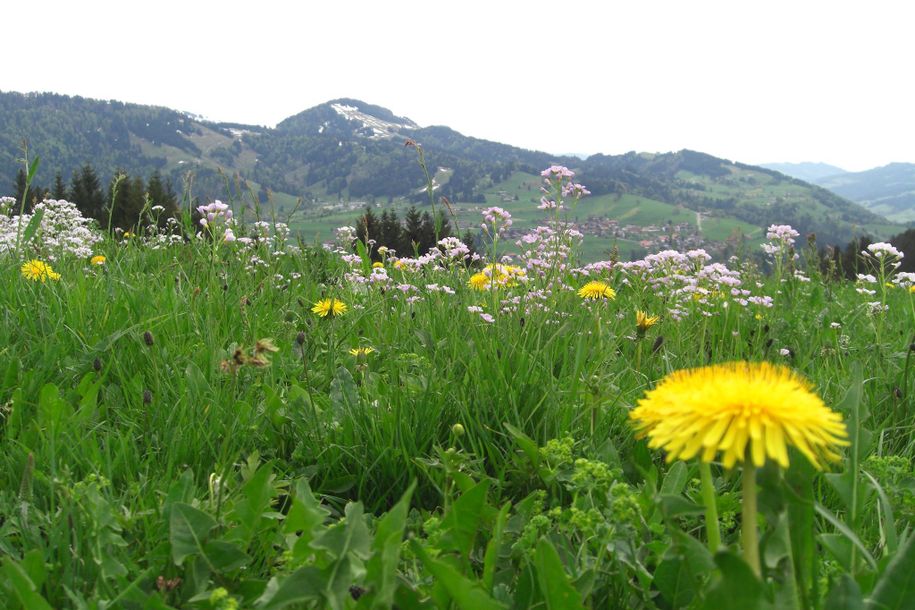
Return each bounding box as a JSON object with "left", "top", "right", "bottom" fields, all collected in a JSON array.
[
  {"left": 699, "top": 461, "right": 721, "bottom": 552},
  {"left": 742, "top": 465, "right": 761, "bottom": 578}
]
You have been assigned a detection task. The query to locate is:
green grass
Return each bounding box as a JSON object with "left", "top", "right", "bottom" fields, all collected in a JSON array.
[{"left": 3, "top": 209, "right": 915, "bottom": 607}]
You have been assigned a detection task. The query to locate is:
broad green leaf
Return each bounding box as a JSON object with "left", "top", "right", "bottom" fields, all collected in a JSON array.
[
  {"left": 362, "top": 481, "right": 414, "bottom": 608},
  {"left": 20, "top": 207, "right": 44, "bottom": 247},
  {"left": 701, "top": 551, "right": 772, "bottom": 610},
  {"left": 256, "top": 566, "right": 324, "bottom": 609},
  {"left": 503, "top": 422, "right": 541, "bottom": 469},
  {"left": 439, "top": 480, "right": 490, "bottom": 557},
  {"left": 866, "top": 530, "right": 915, "bottom": 610},
  {"left": 827, "top": 575, "right": 865, "bottom": 610},
  {"left": 815, "top": 503, "right": 878, "bottom": 571},
  {"left": 2, "top": 557, "right": 54, "bottom": 610},
  {"left": 534, "top": 538, "right": 587, "bottom": 610},
  {"left": 482, "top": 501, "right": 511, "bottom": 593},
  {"left": 284, "top": 478, "right": 330, "bottom": 552},
  {"left": 226, "top": 462, "right": 277, "bottom": 546},
  {"left": 660, "top": 461, "right": 689, "bottom": 495},
  {"left": 410, "top": 540, "right": 506, "bottom": 610},
  {"left": 330, "top": 366, "right": 358, "bottom": 416},
  {"left": 311, "top": 502, "right": 371, "bottom": 561},
  {"left": 203, "top": 540, "right": 250, "bottom": 572},
  {"left": 169, "top": 502, "right": 216, "bottom": 565},
  {"left": 863, "top": 470, "right": 898, "bottom": 556}
]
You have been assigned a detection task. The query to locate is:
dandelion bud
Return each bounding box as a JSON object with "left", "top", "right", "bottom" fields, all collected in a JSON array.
[
  {"left": 652, "top": 335, "right": 664, "bottom": 354},
  {"left": 143, "top": 389, "right": 152, "bottom": 404},
  {"left": 93, "top": 357, "right": 102, "bottom": 372},
  {"left": 296, "top": 331, "right": 306, "bottom": 346},
  {"left": 143, "top": 331, "right": 154, "bottom": 346},
  {"left": 451, "top": 423, "right": 465, "bottom": 437},
  {"left": 893, "top": 387, "right": 903, "bottom": 400},
  {"left": 909, "top": 343, "right": 915, "bottom": 352}
]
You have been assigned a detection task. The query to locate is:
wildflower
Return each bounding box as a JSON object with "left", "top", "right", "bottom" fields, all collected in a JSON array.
[
  {"left": 910, "top": 286, "right": 915, "bottom": 294},
  {"left": 90, "top": 255, "right": 106, "bottom": 265},
  {"left": 630, "top": 362, "right": 848, "bottom": 469},
  {"left": 21, "top": 259, "right": 61, "bottom": 282},
  {"left": 312, "top": 298, "right": 348, "bottom": 318},
  {"left": 348, "top": 347, "right": 375, "bottom": 357},
  {"left": 635, "top": 310, "right": 659, "bottom": 335},
  {"left": 578, "top": 280, "right": 616, "bottom": 300},
  {"left": 452, "top": 423, "right": 465, "bottom": 436},
  {"left": 372, "top": 261, "right": 384, "bottom": 269},
  {"left": 469, "top": 272, "right": 490, "bottom": 290}
]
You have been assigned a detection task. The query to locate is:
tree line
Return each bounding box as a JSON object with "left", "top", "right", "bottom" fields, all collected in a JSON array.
[{"left": 13, "top": 164, "right": 180, "bottom": 231}]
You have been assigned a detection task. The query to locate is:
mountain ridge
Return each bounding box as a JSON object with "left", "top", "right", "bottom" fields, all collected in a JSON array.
[{"left": 0, "top": 90, "right": 900, "bottom": 246}]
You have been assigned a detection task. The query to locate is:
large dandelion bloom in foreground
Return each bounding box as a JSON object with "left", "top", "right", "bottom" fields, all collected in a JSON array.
[
  {"left": 21, "top": 259, "right": 61, "bottom": 282},
  {"left": 629, "top": 362, "right": 848, "bottom": 469},
  {"left": 578, "top": 280, "right": 615, "bottom": 300},
  {"left": 311, "top": 298, "right": 348, "bottom": 318}
]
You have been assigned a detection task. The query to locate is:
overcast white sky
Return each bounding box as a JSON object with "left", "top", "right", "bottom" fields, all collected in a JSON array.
[{"left": 4, "top": 0, "right": 914, "bottom": 171}]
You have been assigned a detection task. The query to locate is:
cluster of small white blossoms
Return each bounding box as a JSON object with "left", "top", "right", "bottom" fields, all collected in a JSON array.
[
  {"left": 197, "top": 200, "right": 236, "bottom": 242},
  {"left": 481, "top": 206, "right": 512, "bottom": 236},
  {"left": 761, "top": 224, "right": 800, "bottom": 259},
  {"left": 864, "top": 242, "right": 904, "bottom": 261},
  {"left": 539, "top": 165, "right": 589, "bottom": 210},
  {"left": 0, "top": 197, "right": 102, "bottom": 260}
]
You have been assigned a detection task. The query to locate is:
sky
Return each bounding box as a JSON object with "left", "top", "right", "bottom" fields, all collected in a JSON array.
[{"left": 4, "top": 0, "right": 915, "bottom": 172}]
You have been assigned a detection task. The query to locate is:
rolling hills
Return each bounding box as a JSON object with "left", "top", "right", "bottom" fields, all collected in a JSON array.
[{"left": 0, "top": 90, "right": 901, "bottom": 251}]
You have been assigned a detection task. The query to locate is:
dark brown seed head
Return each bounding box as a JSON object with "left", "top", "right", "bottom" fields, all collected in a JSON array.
[
  {"left": 296, "top": 331, "right": 306, "bottom": 346},
  {"left": 143, "top": 331, "right": 154, "bottom": 346},
  {"left": 143, "top": 389, "right": 152, "bottom": 404},
  {"left": 93, "top": 357, "right": 102, "bottom": 372}
]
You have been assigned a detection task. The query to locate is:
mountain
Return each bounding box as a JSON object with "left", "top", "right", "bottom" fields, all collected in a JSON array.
[
  {"left": 761, "top": 162, "right": 847, "bottom": 182},
  {"left": 813, "top": 163, "right": 915, "bottom": 223},
  {"left": 0, "top": 90, "right": 900, "bottom": 248}
]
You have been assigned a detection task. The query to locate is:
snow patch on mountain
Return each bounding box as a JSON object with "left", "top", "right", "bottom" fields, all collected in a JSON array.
[{"left": 330, "top": 103, "right": 416, "bottom": 140}]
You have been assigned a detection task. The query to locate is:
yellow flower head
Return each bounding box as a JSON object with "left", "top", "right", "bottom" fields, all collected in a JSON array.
[
  {"left": 90, "top": 255, "right": 106, "bottom": 265},
  {"left": 469, "top": 272, "right": 490, "bottom": 290},
  {"left": 636, "top": 310, "right": 659, "bottom": 332},
  {"left": 578, "top": 280, "right": 615, "bottom": 300},
  {"left": 629, "top": 361, "right": 848, "bottom": 470},
  {"left": 311, "top": 298, "right": 348, "bottom": 318},
  {"left": 910, "top": 286, "right": 915, "bottom": 294},
  {"left": 348, "top": 347, "right": 375, "bottom": 357},
  {"left": 21, "top": 259, "right": 61, "bottom": 282},
  {"left": 372, "top": 261, "right": 384, "bottom": 269}
]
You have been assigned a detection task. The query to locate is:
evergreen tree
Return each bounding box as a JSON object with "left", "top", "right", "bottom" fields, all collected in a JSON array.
[
  {"left": 52, "top": 172, "right": 68, "bottom": 200},
  {"left": 146, "top": 171, "right": 179, "bottom": 221},
  {"left": 70, "top": 164, "right": 106, "bottom": 224},
  {"left": 355, "top": 207, "right": 381, "bottom": 257},
  {"left": 14, "top": 168, "right": 27, "bottom": 207},
  {"left": 402, "top": 206, "right": 424, "bottom": 255},
  {"left": 379, "top": 209, "right": 402, "bottom": 253},
  {"left": 106, "top": 172, "right": 132, "bottom": 230}
]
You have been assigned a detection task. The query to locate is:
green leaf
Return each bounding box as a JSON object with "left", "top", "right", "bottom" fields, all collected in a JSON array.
[
  {"left": 256, "top": 566, "right": 324, "bottom": 609},
  {"left": 439, "top": 480, "right": 490, "bottom": 557},
  {"left": 482, "top": 501, "right": 511, "bottom": 593},
  {"left": 815, "top": 503, "right": 878, "bottom": 571},
  {"left": 534, "top": 538, "right": 587, "bottom": 610},
  {"left": 659, "top": 494, "right": 706, "bottom": 518},
  {"left": 226, "top": 462, "right": 278, "bottom": 546},
  {"left": 330, "top": 366, "right": 358, "bottom": 416},
  {"left": 655, "top": 556, "right": 699, "bottom": 609},
  {"left": 169, "top": 502, "right": 216, "bottom": 565},
  {"left": 410, "top": 540, "right": 507, "bottom": 610},
  {"left": 866, "top": 530, "right": 915, "bottom": 610},
  {"left": 701, "top": 551, "right": 771, "bottom": 610},
  {"left": 20, "top": 207, "right": 44, "bottom": 247},
  {"left": 503, "top": 422, "right": 541, "bottom": 469},
  {"left": 827, "top": 575, "right": 865, "bottom": 610},
  {"left": 284, "top": 479, "right": 330, "bottom": 552},
  {"left": 660, "top": 461, "right": 689, "bottom": 495},
  {"left": 363, "top": 481, "right": 414, "bottom": 608},
  {"left": 863, "top": 470, "right": 898, "bottom": 557},
  {"left": 2, "top": 557, "right": 54, "bottom": 610},
  {"left": 311, "top": 501, "right": 371, "bottom": 562},
  {"left": 203, "top": 540, "right": 250, "bottom": 572}
]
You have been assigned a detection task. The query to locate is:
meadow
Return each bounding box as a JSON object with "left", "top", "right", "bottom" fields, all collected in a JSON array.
[{"left": 2, "top": 167, "right": 915, "bottom": 609}]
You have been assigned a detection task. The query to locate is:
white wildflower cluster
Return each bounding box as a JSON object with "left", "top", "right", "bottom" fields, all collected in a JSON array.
[{"left": 0, "top": 197, "right": 102, "bottom": 260}]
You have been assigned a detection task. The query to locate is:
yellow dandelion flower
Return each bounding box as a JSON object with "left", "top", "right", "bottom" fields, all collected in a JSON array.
[
  {"left": 348, "top": 347, "right": 375, "bottom": 357},
  {"left": 636, "top": 310, "right": 659, "bottom": 332},
  {"left": 629, "top": 361, "right": 848, "bottom": 470},
  {"left": 311, "top": 298, "right": 348, "bottom": 318},
  {"left": 469, "top": 272, "right": 490, "bottom": 290},
  {"left": 372, "top": 261, "right": 384, "bottom": 269},
  {"left": 90, "top": 255, "right": 106, "bottom": 265},
  {"left": 20, "top": 259, "right": 61, "bottom": 282},
  {"left": 909, "top": 286, "right": 915, "bottom": 294},
  {"left": 577, "top": 280, "right": 615, "bottom": 300}
]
